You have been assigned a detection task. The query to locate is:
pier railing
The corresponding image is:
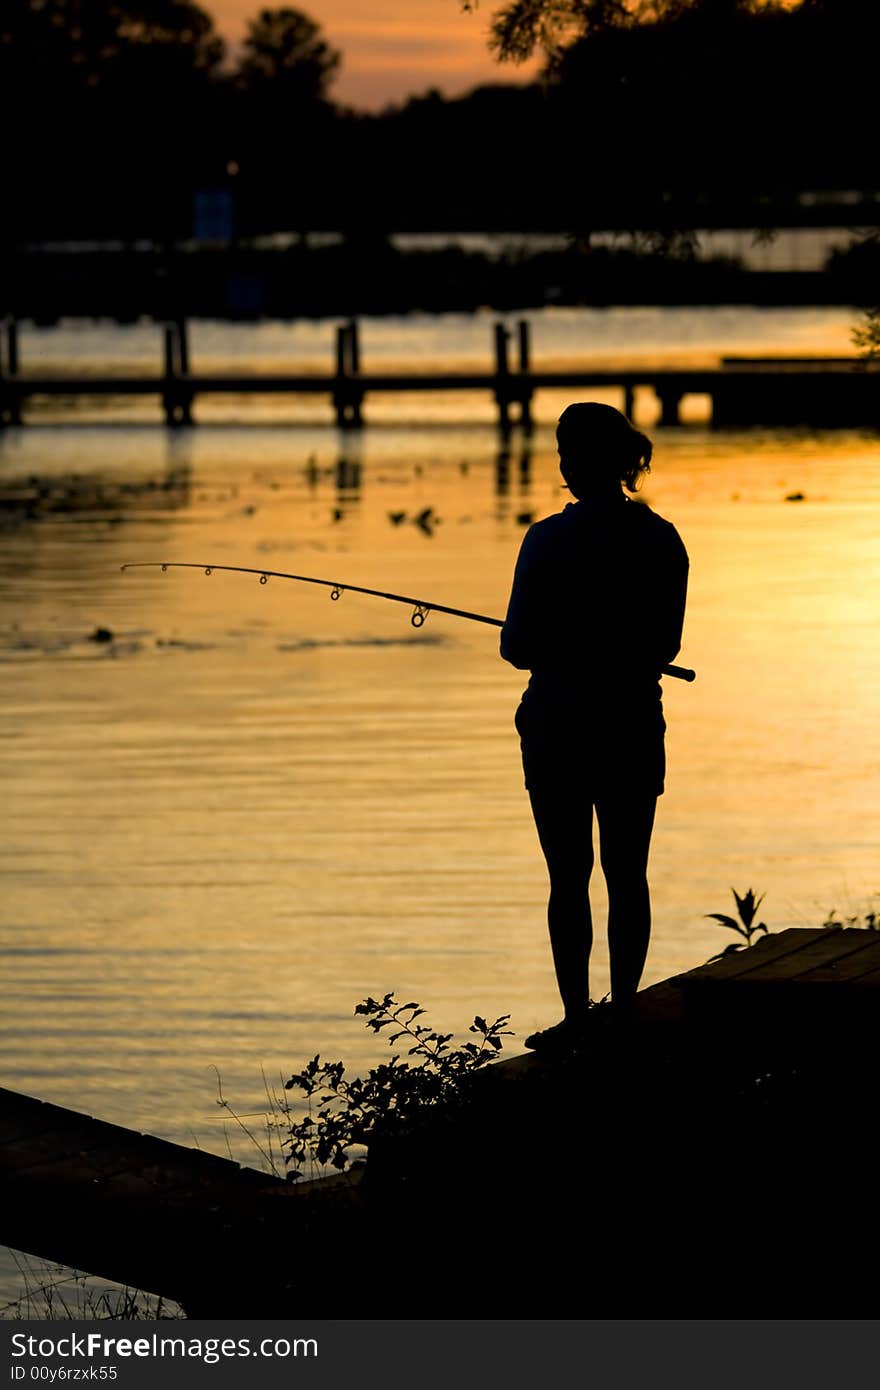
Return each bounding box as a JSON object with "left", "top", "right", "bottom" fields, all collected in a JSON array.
[{"left": 0, "top": 315, "right": 876, "bottom": 430}]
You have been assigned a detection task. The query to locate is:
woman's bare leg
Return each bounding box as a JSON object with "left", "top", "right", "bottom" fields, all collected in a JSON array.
[
  {"left": 595, "top": 793, "right": 657, "bottom": 1010},
  {"left": 527, "top": 783, "right": 594, "bottom": 1022}
]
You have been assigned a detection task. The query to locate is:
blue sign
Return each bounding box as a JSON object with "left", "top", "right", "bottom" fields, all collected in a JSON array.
[{"left": 192, "top": 189, "right": 235, "bottom": 243}]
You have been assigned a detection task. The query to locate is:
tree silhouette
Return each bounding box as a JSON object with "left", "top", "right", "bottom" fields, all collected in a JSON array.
[
  {"left": 0, "top": 0, "right": 225, "bottom": 93},
  {"left": 236, "top": 8, "right": 341, "bottom": 102},
  {"left": 470, "top": 0, "right": 777, "bottom": 63},
  {"left": 457, "top": 0, "right": 879, "bottom": 229},
  {"left": 228, "top": 9, "right": 343, "bottom": 235},
  {"left": 0, "top": 0, "right": 228, "bottom": 237}
]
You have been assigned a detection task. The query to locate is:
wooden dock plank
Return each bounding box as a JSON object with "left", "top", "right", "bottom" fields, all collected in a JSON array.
[
  {"left": 706, "top": 930, "right": 880, "bottom": 984},
  {"left": 0, "top": 1108, "right": 69, "bottom": 1146},
  {"left": 0, "top": 1086, "right": 267, "bottom": 1186},
  {"left": 675, "top": 927, "right": 825, "bottom": 983},
  {"left": 830, "top": 965, "right": 880, "bottom": 989},
  {"left": 678, "top": 928, "right": 880, "bottom": 1033},
  {"left": 1, "top": 1131, "right": 231, "bottom": 1192},
  {"left": 0, "top": 1128, "right": 121, "bottom": 1176},
  {"left": 9, "top": 367, "right": 714, "bottom": 396},
  {"left": 794, "top": 936, "right": 880, "bottom": 982},
  {"left": 0, "top": 1083, "right": 308, "bottom": 1308},
  {"left": 8, "top": 365, "right": 875, "bottom": 397},
  {"left": 722, "top": 356, "right": 880, "bottom": 372}
]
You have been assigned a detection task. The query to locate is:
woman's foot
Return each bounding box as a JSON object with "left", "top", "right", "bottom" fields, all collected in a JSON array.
[
  {"left": 524, "top": 997, "right": 626, "bottom": 1052},
  {"left": 524, "top": 1015, "right": 590, "bottom": 1052}
]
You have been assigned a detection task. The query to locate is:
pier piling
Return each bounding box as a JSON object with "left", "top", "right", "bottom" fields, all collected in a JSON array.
[
  {"left": 162, "top": 318, "right": 193, "bottom": 427},
  {"left": 175, "top": 316, "right": 190, "bottom": 376},
  {"left": 517, "top": 318, "right": 534, "bottom": 432},
  {"left": 495, "top": 441, "right": 510, "bottom": 495},
  {"left": 6, "top": 315, "right": 19, "bottom": 377},
  {"left": 0, "top": 316, "right": 21, "bottom": 426},
  {"left": 494, "top": 322, "right": 511, "bottom": 431},
  {"left": 656, "top": 384, "right": 683, "bottom": 426},
  {"left": 334, "top": 320, "right": 364, "bottom": 428}
]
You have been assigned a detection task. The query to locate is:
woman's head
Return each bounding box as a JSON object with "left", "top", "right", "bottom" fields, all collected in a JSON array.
[{"left": 556, "top": 402, "right": 652, "bottom": 497}]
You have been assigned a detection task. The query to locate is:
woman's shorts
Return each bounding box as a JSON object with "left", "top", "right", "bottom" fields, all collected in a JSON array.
[{"left": 514, "top": 695, "right": 666, "bottom": 798}]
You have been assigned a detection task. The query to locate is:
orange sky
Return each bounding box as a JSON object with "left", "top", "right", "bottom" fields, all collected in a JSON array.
[{"left": 209, "top": 0, "right": 539, "bottom": 109}]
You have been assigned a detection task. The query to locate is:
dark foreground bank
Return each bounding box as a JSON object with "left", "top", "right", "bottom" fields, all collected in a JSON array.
[{"left": 2, "top": 927, "right": 879, "bottom": 1318}]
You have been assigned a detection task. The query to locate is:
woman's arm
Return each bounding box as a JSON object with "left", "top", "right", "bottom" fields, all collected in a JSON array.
[
  {"left": 500, "top": 524, "right": 545, "bottom": 670},
  {"left": 655, "top": 528, "right": 689, "bottom": 667}
]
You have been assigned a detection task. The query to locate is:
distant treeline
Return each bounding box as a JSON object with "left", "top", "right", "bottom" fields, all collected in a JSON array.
[
  {"left": 1, "top": 0, "right": 879, "bottom": 248},
  {"left": 12, "top": 237, "right": 879, "bottom": 322}
]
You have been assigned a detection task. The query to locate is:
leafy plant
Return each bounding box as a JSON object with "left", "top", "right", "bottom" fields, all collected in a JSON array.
[
  {"left": 852, "top": 304, "right": 880, "bottom": 362},
  {"left": 705, "top": 887, "right": 769, "bottom": 961},
  {"left": 280, "top": 994, "right": 513, "bottom": 1180}
]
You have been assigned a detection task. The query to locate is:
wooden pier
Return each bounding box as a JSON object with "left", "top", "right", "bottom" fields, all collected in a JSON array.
[
  {"left": 2, "top": 925, "right": 879, "bottom": 1316},
  {"left": 0, "top": 316, "right": 877, "bottom": 430},
  {"left": 0, "top": 1085, "right": 360, "bottom": 1316}
]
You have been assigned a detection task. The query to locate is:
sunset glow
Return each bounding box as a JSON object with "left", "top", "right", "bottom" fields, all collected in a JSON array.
[{"left": 209, "top": 0, "right": 540, "bottom": 107}]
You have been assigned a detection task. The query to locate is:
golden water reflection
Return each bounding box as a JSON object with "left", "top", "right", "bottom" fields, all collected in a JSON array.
[{"left": 1, "top": 421, "right": 879, "bottom": 1180}]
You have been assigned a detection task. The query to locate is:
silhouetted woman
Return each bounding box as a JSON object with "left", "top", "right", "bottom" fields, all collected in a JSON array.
[{"left": 501, "top": 403, "right": 688, "bottom": 1048}]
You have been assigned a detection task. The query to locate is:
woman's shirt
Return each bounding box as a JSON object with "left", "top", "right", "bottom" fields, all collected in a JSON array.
[{"left": 501, "top": 496, "right": 689, "bottom": 714}]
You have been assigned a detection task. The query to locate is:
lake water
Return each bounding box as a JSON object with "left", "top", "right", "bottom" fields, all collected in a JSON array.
[{"left": 2, "top": 305, "right": 879, "bottom": 1312}]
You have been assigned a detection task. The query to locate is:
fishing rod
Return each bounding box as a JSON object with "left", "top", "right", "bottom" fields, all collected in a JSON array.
[{"left": 120, "top": 561, "right": 696, "bottom": 682}]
